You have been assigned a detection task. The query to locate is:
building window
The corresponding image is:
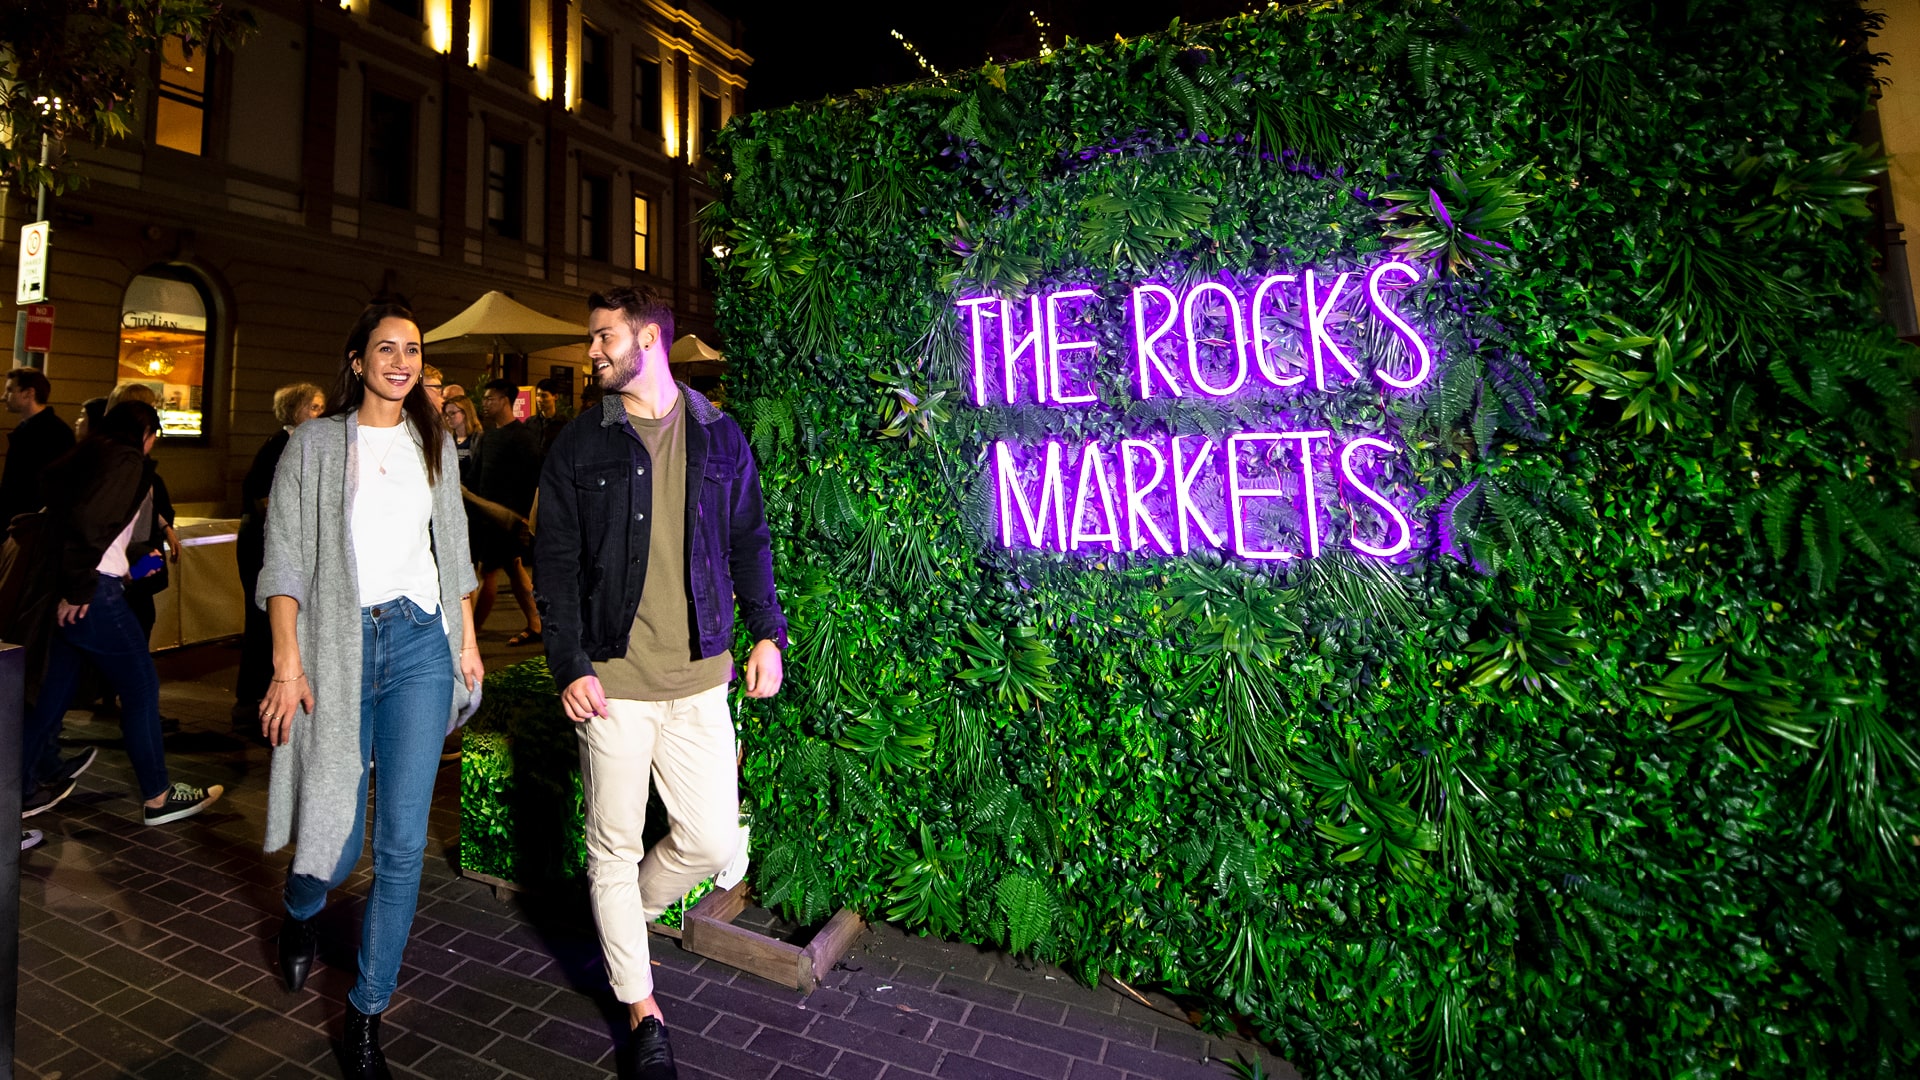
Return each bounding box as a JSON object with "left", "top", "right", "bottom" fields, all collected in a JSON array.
[
  {"left": 582, "top": 23, "right": 610, "bottom": 109},
  {"left": 154, "top": 38, "right": 208, "bottom": 155},
  {"left": 699, "top": 90, "right": 721, "bottom": 157},
  {"left": 376, "top": 0, "right": 423, "bottom": 18},
  {"left": 365, "top": 91, "right": 414, "bottom": 209},
  {"left": 635, "top": 57, "right": 662, "bottom": 133},
  {"left": 580, "top": 173, "right": 610, "bottom": 261},
  {"left": 486, "top": 141, "right": 524, "bottom": 239},
  {"left": 633, "top": 193, "right": 651, "bottom": 272},
  {"left": 490, "top": 0, "right": 529, "bottom": 71},
  {"left": 120, "top": 270, "right": 213, "bottom": 439}
]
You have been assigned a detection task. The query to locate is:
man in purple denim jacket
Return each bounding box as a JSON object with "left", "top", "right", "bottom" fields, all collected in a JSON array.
[{"left": 533, "top": 285, "right": 786, "bottom": 1080}]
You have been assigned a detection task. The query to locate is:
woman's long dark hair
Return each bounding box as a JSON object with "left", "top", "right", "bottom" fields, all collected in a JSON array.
[{"left": 327, "top": 302, "right": 444, "bottom": 485}]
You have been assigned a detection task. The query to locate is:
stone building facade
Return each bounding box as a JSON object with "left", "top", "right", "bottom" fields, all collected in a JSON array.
[{"left": 1, "top": 0, "right": 748, "bottom": 512}]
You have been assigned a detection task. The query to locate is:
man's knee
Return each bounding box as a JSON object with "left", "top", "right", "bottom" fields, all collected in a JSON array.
[{"left": 673, "top": 819, "right": 740, "bottom": 876}]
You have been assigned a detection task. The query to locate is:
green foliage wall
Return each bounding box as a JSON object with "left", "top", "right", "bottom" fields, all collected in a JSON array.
[{"left": 706, "top": 2, "right": 1920, "bottom": 1076}]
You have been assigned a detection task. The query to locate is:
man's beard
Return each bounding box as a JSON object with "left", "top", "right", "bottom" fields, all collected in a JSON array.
[{"left": 596, "top": 343, "right": 640, "bottom": 390}]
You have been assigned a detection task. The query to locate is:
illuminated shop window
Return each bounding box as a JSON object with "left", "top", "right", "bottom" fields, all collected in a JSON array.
[
  {"left": 119, "top": 271, "right": 213, "bottom": 439},
  {"left": 633, "top": 193, "right": 651, "bottom": 272},
  {"left": 155, "top": 38, "right": 207, "bottom": 155}
]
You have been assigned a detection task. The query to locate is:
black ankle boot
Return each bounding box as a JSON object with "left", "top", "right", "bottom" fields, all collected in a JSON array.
[
  {"left": 341, "top": 1005, "right": 393, "bottom": 1080},
  {"left": 278, "top": 916, "right": 317, "bottom": 992}
]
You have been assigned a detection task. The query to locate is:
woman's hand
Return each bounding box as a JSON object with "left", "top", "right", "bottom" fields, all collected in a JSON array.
[
  {"left": 55, "top": 600, "right": 90, "bottom": 626},
  {"left": 461, "top": 646, "right": 485, "bottom": 695},
  {"left": 260, "top": 672, "right": 314, "bottom": 747}
]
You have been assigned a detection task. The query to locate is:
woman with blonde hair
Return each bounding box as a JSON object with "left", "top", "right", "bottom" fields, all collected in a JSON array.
[{"left": 258, "top": 303, "right": 482, "bottom": 1076}]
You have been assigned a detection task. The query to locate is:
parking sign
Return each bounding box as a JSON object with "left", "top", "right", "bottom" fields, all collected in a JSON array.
[{"left": 16, "top": 220, "right": 49, "bottom": 304}]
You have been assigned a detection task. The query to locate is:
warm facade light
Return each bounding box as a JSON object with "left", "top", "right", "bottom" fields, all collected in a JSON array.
[
  {"left": 426, "top": 0, "right": 452, "bottom": 54},
  {"left": 467, "top": 0, "right": 486, "bottom": 66},
  {"left": 530, "top": 0, "right": 553, "bottom": 100}
]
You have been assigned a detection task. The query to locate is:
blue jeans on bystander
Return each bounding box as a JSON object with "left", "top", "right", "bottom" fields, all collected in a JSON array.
[
  {"left": 283, "top": 596, "right": 454, "bottom": 1015},
  {"left": 24, "top": 574, "right": 168, "bottom": 799}
]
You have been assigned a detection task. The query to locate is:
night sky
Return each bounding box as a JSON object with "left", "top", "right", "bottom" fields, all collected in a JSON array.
[{"left": 711, "top": 0, "right": 1258, "bottom": 112}]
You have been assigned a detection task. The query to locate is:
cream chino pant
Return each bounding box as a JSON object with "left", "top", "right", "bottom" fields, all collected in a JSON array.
[{"left": 576, "top": 683, "right": 739, "bottom": 1003}]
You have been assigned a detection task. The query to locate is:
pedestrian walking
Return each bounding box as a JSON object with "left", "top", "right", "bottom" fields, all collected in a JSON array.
[
  {"left": 440, "top": 393, "right": 480, "bottom": 483},
  {"left": 257, "top": 302, "right": 482, "bottom": 1079},
  {"left": 0, "top": 367, "right": 75, "bottom": 525},
  {"left": 469, "top": 378, "right": 542, "bottom": 645},
  {"left": 526, "top": 376, "right": 569, "bottom": 456},
  {"left": 534, "top": 286, "right": 787, "bottom": 1079},
  {"left": 19, "top": 400, "right": 224, "bottom": 823},
  {"left": 233, "top": 382, "right": 327, "bottom": 732}
]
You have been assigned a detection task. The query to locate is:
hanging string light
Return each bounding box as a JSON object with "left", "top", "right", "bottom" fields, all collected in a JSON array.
[{"left": 890, "top": 29, "right": 943, "bottom": 78}]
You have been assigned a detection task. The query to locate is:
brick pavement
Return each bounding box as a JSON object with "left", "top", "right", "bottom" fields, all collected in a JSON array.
[{"left": 13, "top": 635, "right": 1295, "bottom": 1080}]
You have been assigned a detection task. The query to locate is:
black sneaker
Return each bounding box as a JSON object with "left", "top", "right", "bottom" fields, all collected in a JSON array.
[
  {"left": 143, "top": 782, "right": 224, "bottom": 826},
  {"left": 619, "top": 1016, "right": 678, "bottom": 1080},
  {"left": 21, "top": 829, "right": 42, "bottom": 852},
  {"left": 22, "top": 778, "right": 77, "bottom": 819},
  {"left": 53, "top": 746, "right": 98, "bottom": 786}
]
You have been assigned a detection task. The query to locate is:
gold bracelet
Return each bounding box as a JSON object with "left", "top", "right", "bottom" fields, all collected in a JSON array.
[
  {"left": 462, "top": 644, "right": 480, "bottom": 653},
  {"left": 272, "top": 673, "right": 306, "bottom": 683}
]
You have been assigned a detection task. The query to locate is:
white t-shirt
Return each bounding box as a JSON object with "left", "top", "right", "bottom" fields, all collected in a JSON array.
[{"left": 352, "top": 422, "right": 440, "bottom": 613}]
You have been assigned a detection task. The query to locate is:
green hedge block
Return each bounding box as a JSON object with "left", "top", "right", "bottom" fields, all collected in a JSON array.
[{"left": 707, "top": 2, "right": 1920, "bottom": 1078}]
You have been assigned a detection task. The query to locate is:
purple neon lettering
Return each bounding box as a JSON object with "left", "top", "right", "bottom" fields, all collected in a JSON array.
[
  {"left": 1119, "top": 438, "right": 1173, "bottom": 554},
  {"left": 1248, "top": 273, "right": 1304, "bottom": 388},
  {"left": 1046, "top": 288, "right": 1100, "bottom": 405},
  {"left": 995, "top": 440, "right": 1067, "bottom": 550},
  {"left": 1069, "top": 442, "right": 1123, "bottom": 552},
  {"left": 999, "top": 295, "right": 1047, "bottom": 405},
  {"left": 1170, "top": 435, "right": 1226, "bottom": 553},
  {"left": 1304, "top": 269, "right": 1362, "bottom": 391},
  {"left": 956, "top": 296, "right": 999, "bottom": 405},
  {"left": 1224, "top": 433, "right": 1294, "bottom": 561},
  {"left": 1182, "top": 282, "right": 1250, "bottom": 397},
  {"left": 1130, "top": 283, "right": 1184, "bottom": 399},
  {"left": 1338, "top": 436, "right": 1412, "bottom": 558},
  {"left": 1364, "top": 261, "right": 1433, "bottom": 390},
  {"left": 1280, "top": 430, "right": 1331, "bottom": 557}
]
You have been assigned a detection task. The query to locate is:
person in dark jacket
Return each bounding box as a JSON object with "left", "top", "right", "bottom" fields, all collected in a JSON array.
[
  {"left": 19, "top": 401, "right": 224, "bottom": 825},
  {"left": 0, "top": 368, "right": 75, "bottom": 524},
  {"left": 469, "top": 378, "right": 542, "bottom": 644},
  {"left": 232, "top": 382, "right": 327, "bottom": 729},
  {"left": 533, "top": 286, "right": 786, "bottom": 1080}
]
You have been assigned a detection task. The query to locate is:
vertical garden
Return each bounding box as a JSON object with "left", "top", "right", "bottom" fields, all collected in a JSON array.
[{"left": 696, "top": 1, "right": 1920, "bottom": 1076}]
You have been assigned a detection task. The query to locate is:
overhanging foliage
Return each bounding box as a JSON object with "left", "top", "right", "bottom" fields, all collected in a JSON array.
[{"left": 706, "top": 2, "right": 1920, "bottom": 1076}]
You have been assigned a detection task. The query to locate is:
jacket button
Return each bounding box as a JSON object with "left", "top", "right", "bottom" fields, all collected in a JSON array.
[
  {"left": 634, "top": 512, "right": 644, "bottom": 521},
  {"left": 597, "top": 478, "right": 606, "bottom": 486},
  {"left": 636, "top": 467, "right": 644, "bottom": 476}
]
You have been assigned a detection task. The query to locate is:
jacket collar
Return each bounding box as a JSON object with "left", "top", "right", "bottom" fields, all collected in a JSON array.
[{"left": 600, "top": 381, "right": 720, "bottom": 429}]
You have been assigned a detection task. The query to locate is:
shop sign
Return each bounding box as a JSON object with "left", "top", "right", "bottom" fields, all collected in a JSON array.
[{"left": 957, "top": 261, "right": 1439, "bottom": 562}]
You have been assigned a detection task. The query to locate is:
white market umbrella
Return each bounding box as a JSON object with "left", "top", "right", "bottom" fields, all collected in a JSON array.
[{"left": 423, "top": 291, "right": 585, "bottom": 357}]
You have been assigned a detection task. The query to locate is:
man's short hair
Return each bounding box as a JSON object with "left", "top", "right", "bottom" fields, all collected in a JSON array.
[
  {"left": 272, "top": 382, "right": 327, "bottom": 427},
  {"left": 108, "top": 383, "right": 158, "bottom": 409},
  {"left": 6, "top": 367, "right": 51, "bottom": 405},
  {"left": 481, "top": 378, "right": 518, "bottom": 400},
  {"left": 588, "top": 286, "right": 674, "bottom": 350},
  {"left": 534, "top": 377, "right": 559, "bottom": 394}
]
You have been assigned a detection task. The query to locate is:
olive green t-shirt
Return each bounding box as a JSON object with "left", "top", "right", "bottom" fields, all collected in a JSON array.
[{"left": 592, "top": 394, "right": 733, "bottom": 701}]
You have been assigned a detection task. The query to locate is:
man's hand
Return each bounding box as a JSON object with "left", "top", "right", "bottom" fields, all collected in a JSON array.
[
  {"left": 743, "top": 639, "right": 783, "bottom": 699},
  {"left": 55, "top": 600, "right": 89, "bottom": 626},
  {"left": 562, "top": 675, "right": 609, "bottom": 722}
]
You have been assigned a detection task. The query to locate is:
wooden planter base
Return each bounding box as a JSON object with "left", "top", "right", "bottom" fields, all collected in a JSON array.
[{"left": 680, "top": 881, "right": 865, "bottom": 992}]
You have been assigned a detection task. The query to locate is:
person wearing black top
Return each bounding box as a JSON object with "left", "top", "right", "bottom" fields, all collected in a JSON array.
[
  {"left": 1, "top": 368, "right": 75, "bottom": 525},
  {"left": 469, "top": 379, "right": 543, "bottom": 644},
  {"left": 232, "top": 382, "right": 327, "bottom": 728}
]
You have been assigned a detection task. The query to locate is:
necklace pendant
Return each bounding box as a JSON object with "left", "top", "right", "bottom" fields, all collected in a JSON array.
[{"left": 379, "top": 465, "right": 387, "bottom": 474}]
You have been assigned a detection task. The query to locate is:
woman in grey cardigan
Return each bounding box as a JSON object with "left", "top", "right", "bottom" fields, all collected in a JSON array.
[{"left": 257, "top": 303, "right": 484, "bottom": 1079}]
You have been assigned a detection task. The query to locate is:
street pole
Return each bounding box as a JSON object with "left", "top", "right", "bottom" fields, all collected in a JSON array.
[
  {"left": 13, "top": 131, "right": 51, "bottom": 367},
  {"left": 33, "top": 133, "right": 48, "bottom": 223}
]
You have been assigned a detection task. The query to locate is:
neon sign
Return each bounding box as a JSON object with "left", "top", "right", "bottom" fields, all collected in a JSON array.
[{"left": 961, "top": 261, "right": 1435, "bottom": 562}]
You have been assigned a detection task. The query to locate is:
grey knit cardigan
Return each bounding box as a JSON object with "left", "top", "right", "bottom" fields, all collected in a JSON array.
[{"left": 256, "top": 410, "right": 479, "bottom": 877}]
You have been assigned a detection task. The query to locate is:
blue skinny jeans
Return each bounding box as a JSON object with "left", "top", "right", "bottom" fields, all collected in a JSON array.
[
  {"left": 283, "top": 597, "right": 453, "bottom": 1015},
  {"left": 24, "top": 574, "right": 168, "bottom": 800}
]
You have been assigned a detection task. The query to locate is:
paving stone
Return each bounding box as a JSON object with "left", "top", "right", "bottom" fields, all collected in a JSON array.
[
  {"left": 12, "top": 641, "right": 1294, "bottom": 1080},
  {"left": 965, "top": 1005, "right": 1105, "bottom": 1061}
]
